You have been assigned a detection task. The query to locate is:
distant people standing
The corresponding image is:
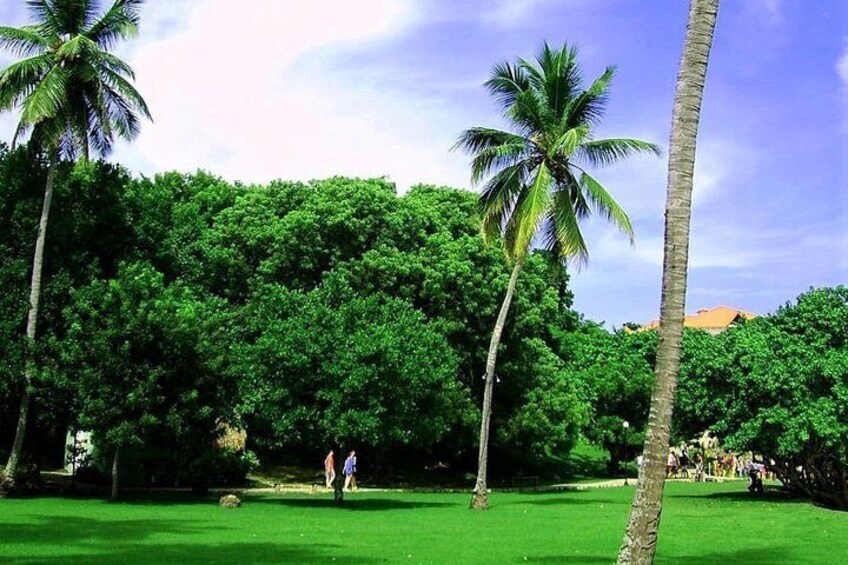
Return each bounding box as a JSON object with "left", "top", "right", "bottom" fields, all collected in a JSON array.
[
  {"left": 324, "top": 450, "right": 336, "bottom": 488},
  {"left": 666, "top": 451, "right": 678, "bottom": 478},
  {"left": 747, "top": 460, "right": 765, "bottom": 494},
  {"left": 344, "top": 450, "right": 357, "bottom": 491}
]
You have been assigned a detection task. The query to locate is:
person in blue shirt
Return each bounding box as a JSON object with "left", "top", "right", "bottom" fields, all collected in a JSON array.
[{"left": 343, "top": 450, "right": 357, "bottom": 491}]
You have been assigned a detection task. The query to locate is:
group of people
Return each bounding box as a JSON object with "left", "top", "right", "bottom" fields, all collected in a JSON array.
[
  {"left": 662, "top": 443, "right": 772, "bottom": 493},
  {"left": 665, "top": 446, "right": 700, "bottom": 479},
  {"left": 323, "top": 450, "right": 357, "bottom": 491}
]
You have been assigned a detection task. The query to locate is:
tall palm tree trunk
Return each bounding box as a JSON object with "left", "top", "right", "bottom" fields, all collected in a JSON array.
[
  {"left": 2, "top": 152, "right": 58, "bottom": 490},
  {"left": 617, "top": 1, "right": 719, "bottom": 563},
  {"left": 471, "top": 256, "right": 524, "bottom": 510}
]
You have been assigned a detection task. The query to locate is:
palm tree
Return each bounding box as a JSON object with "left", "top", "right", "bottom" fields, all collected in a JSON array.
[
  {"left": 617, "top": 1, "right": 719, "bottom": 563},
  {"left": 0, "top": 0, "right": 150, "bottom": 491},
  {"left": 456, "top": 43, "right": 660, "bottom": 510}
]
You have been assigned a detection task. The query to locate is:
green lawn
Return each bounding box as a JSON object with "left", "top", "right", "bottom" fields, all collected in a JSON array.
[{"left": 1, "top": 482, "right": 846, "bottom": 564}]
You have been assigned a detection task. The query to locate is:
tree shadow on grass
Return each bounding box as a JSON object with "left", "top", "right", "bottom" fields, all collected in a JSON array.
[
  {"left": 0, "top": 515, "right": 212, "bottom": 546},
  {"left": 526, "top": 546, "right": 795, "bottom": 564},
  {"left": 510, "top": 491, "right": 626, "bottom": 507},
  {"left": 659, "top": 546, "right": 796, "bottom": 565},
  {"left": 4, "top": 542, "right": 378, "bottom": 565},
  {"left": 19, "top": 492, "right": 228, "bottom": 507},
  {"left": 0, "top": 515, "right": 378, "bottom": 564},
  {"left": 672, "top": 487, "right": 805, "bottom": 505},
  {"left": 251, "top": 497, "right": 456, "bottom": 511},
  {"left": 524, "top": 556, "right": 611, "bottom": 563}
]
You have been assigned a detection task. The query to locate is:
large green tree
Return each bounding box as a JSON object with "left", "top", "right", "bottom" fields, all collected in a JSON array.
[
  {"left": 618, "top": 1, "right": 720, "bottom": 562},
  {"left": 0, "top": 0, "right": 150, "bottom": 489},
  {"left": 553, "top": 323, "right": 656, "bottom": 473},
  {"left": 60, "top": 261, "right": 234, "bottom": 499},
  {"left": 232, "top": 278, "right": 466, "bottom": 465},
  {"left": 676, "top": 287, "right": 848, "bottom": 510},
  {"left": 456, "top": 42, "right": 660, "bottom": 509}
]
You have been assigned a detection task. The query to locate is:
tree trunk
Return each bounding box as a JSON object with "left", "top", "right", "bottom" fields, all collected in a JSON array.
[
  {"left": 111, "top": 447, "right": 120, "bottom": 500},
  {"left": 2, "top": 152, "right": 58, "bottom": 492},
  {"left": 333, "top": 452, "right": 344, "bottom": 504},
  {"left": 471, "top": 257, "right": 524, "bottom": 510},
  {"left": 617, "top": 1, "right": 719, "bottom": 563}
]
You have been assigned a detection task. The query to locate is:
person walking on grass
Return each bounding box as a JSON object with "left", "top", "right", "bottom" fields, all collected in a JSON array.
[
  {"left": 344, "top": 450, "right": 357, "bottom": 491},
  {"left": 324, "top": 450, "right": 336, "bottom": 488}
]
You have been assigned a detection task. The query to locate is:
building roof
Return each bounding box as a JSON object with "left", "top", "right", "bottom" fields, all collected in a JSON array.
[{"left": 640, "top": 305, "right": 757, "bottom": 332}]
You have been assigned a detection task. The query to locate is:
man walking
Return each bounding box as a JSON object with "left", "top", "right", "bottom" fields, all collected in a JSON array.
[{"left": 343, "top": 450, "right": 357, "bottom": 491}]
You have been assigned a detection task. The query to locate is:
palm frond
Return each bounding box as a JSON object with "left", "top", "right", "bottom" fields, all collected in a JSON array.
[
  {"left": 478, "top": 161, "right": 531, "bottom": 243},
  {"left": 470, "top": 143, "right": 530, "bottom": 185},
  {"left": 86, "top": 0, "right": 142, "bottom": 49},
  {"left": 56, "top": 33, "right": 97, "bottom": 62},
  {"left": 454, "top": 127, "right": 534, "bottom": 184},
  {"left": 550, "top": 125, "right": 589, "bottom": 157},
  {"left": 20, "top": 64, "right": 68, "bottom": 123},
  {"left": 93, "top": 50, "right": 137, "bottom": 78},
  {"left": 0, "top": 53, "right": 52, "bottom": 110},
  {"left": 503, "top": 162, "right": 552, "bottom": 259},
  {"left": 52, "top": 0, "right": 96, "bottom": 35},
  {"left": 578, "top": 137, "right": 661, "bottom": 167},
  {"left": 484, "top": 60, "right": 529, "bottom": 112},
  {"left": 453, "top": 126, "right": 528, "bottom": 154},
  {"left": 26, "top": 1, "right": 62, "bottom": 36},
  {"left": 580, "top": 171, "right": 635, "bottom": 242},
  {"left": 100, "top": 66, "right": 151, "bottom": 120},
  {"left": 101, "top": 81, "right": 142, "bottom": 141},
  {"left": 11, "top": 119, "right": 32, "bottom": 149},
  {"left": 544, "top": 188, "right": 589, "bottom": 266},
  {"left": 563, "top": 66, "right": 615, "bottom": 129},
  {"left": 531, "top": 43, "right": 582, "bottom": 121},
  {"left": 508, "top": 87, "right": 552, "bottom": 137},
  {"left": 0, "top": 25, "right": 48, "bottom": 57}
]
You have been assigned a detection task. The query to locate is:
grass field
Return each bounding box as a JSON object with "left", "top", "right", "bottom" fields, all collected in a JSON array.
[{"left": 1, "top": 482, "right": 846, "bottom": 564}]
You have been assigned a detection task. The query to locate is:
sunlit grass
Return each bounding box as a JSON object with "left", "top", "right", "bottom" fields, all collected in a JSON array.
[{"left": 1, "top": 482, "right": 845, "bottom": 564}]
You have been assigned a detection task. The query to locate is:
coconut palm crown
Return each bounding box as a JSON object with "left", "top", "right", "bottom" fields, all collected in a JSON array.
[
  {"left": 456, "top": 42, "right": 660, "bottom": 264},
  {"left": 0, "top": 0, "right": 151, "bottom": 159}
]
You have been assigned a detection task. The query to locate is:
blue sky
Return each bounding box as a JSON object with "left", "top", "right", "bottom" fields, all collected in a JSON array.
[{"left": 1, "top": 0, "right": 846, "bottom": 326}]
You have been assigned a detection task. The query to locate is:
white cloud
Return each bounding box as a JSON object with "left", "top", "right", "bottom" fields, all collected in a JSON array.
[
  {"left": 837, "top": 38, "right": 848, "bottom": 86},
  {"left": 484, "top": 0, "right": 551, "bottom": 27},
  {"left": 741, "top": 0, "right": 783, "bottom": 25},
  {"left": 693, "top": 139, "right": 759, "bottom": 208},
  {"left": 105, "top": 0, "right": 472, "bottom": 192}
]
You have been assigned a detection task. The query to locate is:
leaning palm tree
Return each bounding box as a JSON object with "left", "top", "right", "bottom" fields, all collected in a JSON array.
[
  {"left": 617, "top": 1, "right": 719, "bottom": 563},
  {"left": 456, "top": 43, "right": 660, "bottom": 510},
  {"left": 0, "top": 0, "right": 150, "bottom": 491}
]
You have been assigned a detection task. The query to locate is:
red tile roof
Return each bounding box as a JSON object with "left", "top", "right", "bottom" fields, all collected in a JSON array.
[{"left": 639, "top": 305, "right": 757, "bottom": 332}]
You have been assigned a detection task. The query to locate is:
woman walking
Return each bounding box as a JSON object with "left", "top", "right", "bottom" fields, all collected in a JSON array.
[{"left": 324, "top": 450, "right": 336, "bottom": 488}]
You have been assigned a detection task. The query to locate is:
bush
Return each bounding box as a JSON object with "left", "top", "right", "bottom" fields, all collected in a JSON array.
[{"left": 188, "top": 448, "right": 259, "bottom": 490}]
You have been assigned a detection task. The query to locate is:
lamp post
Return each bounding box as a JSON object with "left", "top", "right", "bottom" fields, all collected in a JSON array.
[{"left": 622, "top": 421, "right": 631, "bottom": 486}]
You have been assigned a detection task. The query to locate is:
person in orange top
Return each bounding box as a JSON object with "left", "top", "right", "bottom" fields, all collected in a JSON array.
[{"left": 324, "top": 450, "right": 336, "bottom": 488}]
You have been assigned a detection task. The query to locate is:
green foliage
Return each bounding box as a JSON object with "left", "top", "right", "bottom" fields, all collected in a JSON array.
[
  {"left": 0, "top": 145, "right": 596, "bottom": 480},
  {"left": 58, "top": 261, "right": 236, "bottom": 470},
  {"left": 676, "top": 287, "right": 848, "bottom": 508},
  {"left": 188, "top": 448, "right": 259, "bottom": 489},
  {"left": 498, "top": 338, "right": 589, "bottom": 470},
  {"left": 0, "top": 148, "right": 135, "bottom": 441},
  {"left": 551, "top": 323, "right": 655, "bottom": 471},
  {"left": 233, "top": 279, "right": 468, "bottom": 454}
]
